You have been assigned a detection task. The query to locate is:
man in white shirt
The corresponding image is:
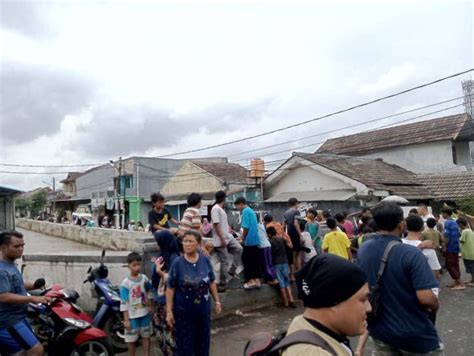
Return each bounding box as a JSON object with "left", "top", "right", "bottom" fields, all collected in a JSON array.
[{"left": 211, "top": 191, "right": 243, "bottom": 292}]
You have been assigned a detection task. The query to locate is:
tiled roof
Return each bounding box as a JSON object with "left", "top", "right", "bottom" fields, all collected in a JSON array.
[
  {"left": 417, "top": 171, "right": 474, "bottom": 200},
  {"left": 60, "top": 172, "right": 84, "bottom": 183},
  {"left": 317, "top": 113, "right": 473, "bottom": 155},
  {"left": 192, "top": 161, "right": 250, "bottom": 184},
  {"left": 295, "top": 153, "right": 433, "bottom": 199}
]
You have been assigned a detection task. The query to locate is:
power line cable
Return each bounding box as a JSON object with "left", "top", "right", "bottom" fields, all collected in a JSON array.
[
  {"left": 156, "top": 69, "right": 473, "bottom": 158},
  {"left": 228, "top": 96, "right": 463, "bottom": 159}
]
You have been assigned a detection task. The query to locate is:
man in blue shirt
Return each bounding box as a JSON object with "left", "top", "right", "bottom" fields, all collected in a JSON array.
[
  {"left": 358, "top": 202, "right": 443, "bottom": 355},
  {"left": 0, "top": 231, "right": 50, "bottom": 355},
  {"left": 441, "top": 207, "right": 466, "bottom": 291},
  {"left": 234, "top": 197, "right": 262, "bottom": 289}
]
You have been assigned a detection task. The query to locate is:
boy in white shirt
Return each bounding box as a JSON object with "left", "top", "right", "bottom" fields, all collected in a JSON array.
[{"left": 299, "top": 219, "right": 317, "bottom": 264}]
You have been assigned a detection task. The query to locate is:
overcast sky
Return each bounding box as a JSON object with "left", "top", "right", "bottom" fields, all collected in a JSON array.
[{"left": 0, "top": 0, "right": 472, "bottom": 191}]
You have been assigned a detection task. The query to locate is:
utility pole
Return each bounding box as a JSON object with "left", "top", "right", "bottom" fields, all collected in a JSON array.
[
  {"left": 112, "top": 157, "right": 122, "bottom": 229},
  {"left": 52, "top": 177, "right": 56, "bottom": 222}
]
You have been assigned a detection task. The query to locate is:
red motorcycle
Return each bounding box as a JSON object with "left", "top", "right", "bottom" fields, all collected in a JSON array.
[{"left": 28, "top": 284, "right": 114, "bottom": 356}]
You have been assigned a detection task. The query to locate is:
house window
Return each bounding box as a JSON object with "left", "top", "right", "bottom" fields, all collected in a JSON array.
[{"left": 452, "top": 144, "right": 458, "bottom": 164}]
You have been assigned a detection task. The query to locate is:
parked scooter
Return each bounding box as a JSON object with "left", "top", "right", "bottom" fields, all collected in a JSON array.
[
  {"left": 28, "top": 284, "right": 113, "bottom": 355},
  {"left": 84, "top": 250, "right": 128, "bottom": 353}
]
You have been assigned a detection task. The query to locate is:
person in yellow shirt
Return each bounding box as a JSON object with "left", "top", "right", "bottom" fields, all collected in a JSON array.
[{"left": 322, "top": 217, "right": 352, "bottom": 260}]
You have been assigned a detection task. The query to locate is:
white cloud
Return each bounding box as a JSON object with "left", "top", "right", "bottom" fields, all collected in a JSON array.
[{"left": 358, "top": 63, "right": 417, "bottom": 95}]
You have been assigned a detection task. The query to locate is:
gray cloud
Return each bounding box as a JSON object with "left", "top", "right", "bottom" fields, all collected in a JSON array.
[
  {"left": 0, "top": 1, "right": 57, "bottom": 39},
  {"left": 69, "top": 97, "right": 274, "bottom": 158},
  {"left": 0, "top": 61, "right": 95, "bottom": 143}
]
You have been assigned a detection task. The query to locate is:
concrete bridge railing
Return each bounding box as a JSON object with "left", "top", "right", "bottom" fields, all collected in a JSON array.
[{"left": 16, "top": 218, "right": 154, "bottom": 251}]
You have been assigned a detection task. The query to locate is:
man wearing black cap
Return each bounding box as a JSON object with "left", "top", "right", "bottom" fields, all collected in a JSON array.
[
  {"left": 358, "top": 202, "right": 443, "bottom": 355},
  {"left": 282, "top": 254, "right": 371, "bottom": 355}
]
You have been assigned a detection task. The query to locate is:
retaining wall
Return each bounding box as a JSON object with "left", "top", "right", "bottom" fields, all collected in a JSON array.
[{"left": 17, "top": 218, "right": 154, "bottom": 251}]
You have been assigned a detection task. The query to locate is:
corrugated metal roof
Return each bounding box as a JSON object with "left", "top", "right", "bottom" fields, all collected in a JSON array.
[{"left": 0, "top": 186, "right": 23, "bottom": 195}]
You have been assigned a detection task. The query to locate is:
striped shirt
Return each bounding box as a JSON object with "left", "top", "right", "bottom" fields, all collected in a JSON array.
[{"left": 179, "top": 207, "right": 202, "bottom": 233}]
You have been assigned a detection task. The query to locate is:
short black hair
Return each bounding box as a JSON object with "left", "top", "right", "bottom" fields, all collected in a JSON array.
[
  {"left": 187, "top": 192, "right": 202, "bottom": 207},
  {"left": 372, "top": 202, "right": 404, "bottom": 232},
  {"left": 266, "top": 226, "right": 277, "bottom": 237},
  {"left": 406, "top": 214, "right": 424, "bottom": 232},
  {"left": 361, "top": 215, "right": 371, "bottom": 224},
  {"left": 0, "top": 231, "right": 23, "bottom": 246},
  {"left": 426, "top": 217, "right": 437, "bottom": 229},
  {"left": 183, "top": 229, "right": 202, "bottom": 244},
  {"left": 334, "top": 213, "right": 345, "bottom": 223},
  {"left": 322, "top": 210, "right": 332, "bottom": 219},
  {"left": 326, "top": 217, "right": 337, "bottom": 230},
  {"left": 441, "top": 207, "right": 453, "bottom": 216},
  {"left": 234, "top": 196, "right": 247, "bottom": 206},
  {"left": 127, "top": 252, "right": 142, "bottom": 264},
  {"left": 456, "top": 217, "right": 469, "bottom": 227},
  {"left": 263, "top": 214, "right": 273, "bottom": 223},
  {"left": 409, "top": 208, "right": 419, "bottom": 215},
  {"left": 151, "top": 192, "right": 165, "bottom": 204},
  {"left": 307, "top": 208, "right": 317, "bottom": 216},
  {"left": 288, "top": 197, "right": 298, "bottom": 207},
  {"left": 215, "top": 190, "right": 226, "bottom": 204}
]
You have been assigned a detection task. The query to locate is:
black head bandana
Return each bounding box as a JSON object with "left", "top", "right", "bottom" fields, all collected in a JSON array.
[{"left": 296, "top": 254, "right": 367, "bottom": 309}]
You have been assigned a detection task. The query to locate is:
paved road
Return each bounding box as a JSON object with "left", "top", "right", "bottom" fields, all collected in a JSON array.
[
  {"left": 210, "top": 269, "right": 474, "bottom": 356},
  {"left": 19, "top": 227, "right": 103, "bottom": 254}
]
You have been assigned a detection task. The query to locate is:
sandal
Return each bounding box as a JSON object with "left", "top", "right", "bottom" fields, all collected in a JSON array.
[
  {"left": 243, "top": 282, "right": 257, "bottom": 290},
  {"left": 450, "top": 285, "right": 467, "bottom": 291},
  {"left": 466, "top": 282, "right": 474, "bottom": 287}
]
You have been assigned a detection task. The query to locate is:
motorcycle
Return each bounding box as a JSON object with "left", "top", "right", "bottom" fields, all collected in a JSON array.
[
  {"left": 28, "top": 284, "right": 113, "bottom": 356},
  {"left": 84, "top": 250, "right": 128, "bottom": 353}
]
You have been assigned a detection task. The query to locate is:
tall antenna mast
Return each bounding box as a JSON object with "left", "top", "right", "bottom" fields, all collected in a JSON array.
[{"left": 462, "top": 79, "right": 474, "bottom": 117}]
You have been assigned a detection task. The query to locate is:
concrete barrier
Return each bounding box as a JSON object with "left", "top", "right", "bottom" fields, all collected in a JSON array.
[
  {"left": 22, "top": 251, "right": 130, "bottom": 311},
  {"left": 22, "top": 251, "right": 282, "bottom": 317},
  {"left": 17, "top": 218, "right": 154, "bottom": 251}
]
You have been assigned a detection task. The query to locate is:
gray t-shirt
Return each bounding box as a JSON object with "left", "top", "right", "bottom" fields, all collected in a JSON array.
[
  {"left": 0, "top": 260, "right": 28, "bottom": 328},
  {"left": 211, "top": 204, "right": 231, "bottom": 247},
  {"left": 284, "top": 207, "right": 301, "bottom": 238}
]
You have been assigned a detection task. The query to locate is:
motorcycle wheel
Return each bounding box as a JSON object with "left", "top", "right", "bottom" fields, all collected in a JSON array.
[
  {"left": 70, "top": 339, "right": 113, "bottom": 356},
  {"left": 103, "top": 313, "right": 128, "bottom": 353}
]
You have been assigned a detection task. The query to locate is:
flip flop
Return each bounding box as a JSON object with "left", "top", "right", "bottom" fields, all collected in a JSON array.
[
  {"left": 466, "top": 282, "right": 474, "bottom": 287},
  {"left": 450, "top": 285, "right": 467, "bottom": 291},
  {"left": 243, "top": 283, "right": 257, "bottom": 290}
]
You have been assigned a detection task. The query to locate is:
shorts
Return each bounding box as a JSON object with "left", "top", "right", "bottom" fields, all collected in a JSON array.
[
  {"left": 274, "top": 264, "right": 290, "bottom": 288},
  {"left": 463, "top": 258, "right": 474, "bottom": 274},
  {"left": 288, "top": 232, "right": 301, "bottom": 250},
  {"left": 125, "top": 314, "right": 152, "bottom": 343},
  {"left": 0, "top": 319, "right": 40, "bottom": 354}
]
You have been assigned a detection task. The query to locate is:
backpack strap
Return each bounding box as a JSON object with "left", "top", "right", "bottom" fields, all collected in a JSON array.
[
  {"left": 375, "top": 240, "right": 400, "bottom": 285},
  {"left": 270, "top": 330, "right": 337, "bottom": 355}
]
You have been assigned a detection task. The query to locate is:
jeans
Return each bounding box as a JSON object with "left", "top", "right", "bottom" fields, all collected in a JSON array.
[
  {"left": 372, "top": 338, "right": 444, "bottom": 356},
  {"left": 214, "top": 238, "right": 243, "bottom": 284}
]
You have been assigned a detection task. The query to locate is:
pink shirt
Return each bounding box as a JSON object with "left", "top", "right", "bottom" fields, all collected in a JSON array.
[{"left": 342, "top": 220, "right": 355, "bottom": 238}]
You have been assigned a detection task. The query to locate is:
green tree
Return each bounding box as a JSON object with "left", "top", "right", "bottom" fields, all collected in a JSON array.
[
  {"left": 31, "top": 190, "right": 47, "bottom": 217},
  {"left": 15, "top": 196, "right": 32, "bottom": 217},
  {"left": 457, "top": 198, "right": 474, "bottom": 215}
]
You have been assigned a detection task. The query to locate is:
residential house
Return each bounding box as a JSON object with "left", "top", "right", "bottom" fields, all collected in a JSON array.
[
  {"left": 317, "top": 113, "right": 474, "bottom": 174},
  {"left": 161, "top": 160, "right": 257, "bottom": 222},
  {"left": 0, "top": 186, "right": 22, "bottom": 230},
  {"left": 69, "top": 156, "right": 228, "bottom": 227},
  {"left": 263, "top": 152, "right": 433, "bottom": 220},
  {"left": 418, "top": 171, "right": 474, "bottom": 203}
]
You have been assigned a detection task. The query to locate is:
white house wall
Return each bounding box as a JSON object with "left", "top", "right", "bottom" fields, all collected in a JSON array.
[
  {"left": 454, "top": 141, "right": 473, "bottom": 170},
  {"left": 266, "top": 165, "right": 353, "bottom": 198},
  {"left": 362, "top": 140, "right": 466, "bottom": 174},
  {"left": 161, "top": 162, "right": 223, "bottom": 195}
]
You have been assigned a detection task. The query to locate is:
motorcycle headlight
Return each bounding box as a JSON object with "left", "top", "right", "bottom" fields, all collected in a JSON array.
[{"left": 64, "top": 318, "right": 91, "bottom": 329}]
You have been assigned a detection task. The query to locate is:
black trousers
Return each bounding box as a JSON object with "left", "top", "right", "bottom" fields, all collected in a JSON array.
[{"left": 242, "top": 245, "right": 262, "bottom": 281}]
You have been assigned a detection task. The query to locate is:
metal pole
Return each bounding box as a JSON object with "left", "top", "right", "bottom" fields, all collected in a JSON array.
[
  {"left": 136, "top": 163, "right": 140, "bottom": 223},
  {"left": 52, "top": 177, "right": 56, "bottom": 222}
]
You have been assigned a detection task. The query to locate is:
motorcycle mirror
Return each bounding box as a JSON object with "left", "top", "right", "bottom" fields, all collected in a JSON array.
[
  {"left": 87, "top": 266, "right": 92, "bottom": 273},
  {"left": 100, "top": 249, "right": 106, "bottom": 264},
  {"left": 33, "top": 278, "right": 46, "bottom": 290}
]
